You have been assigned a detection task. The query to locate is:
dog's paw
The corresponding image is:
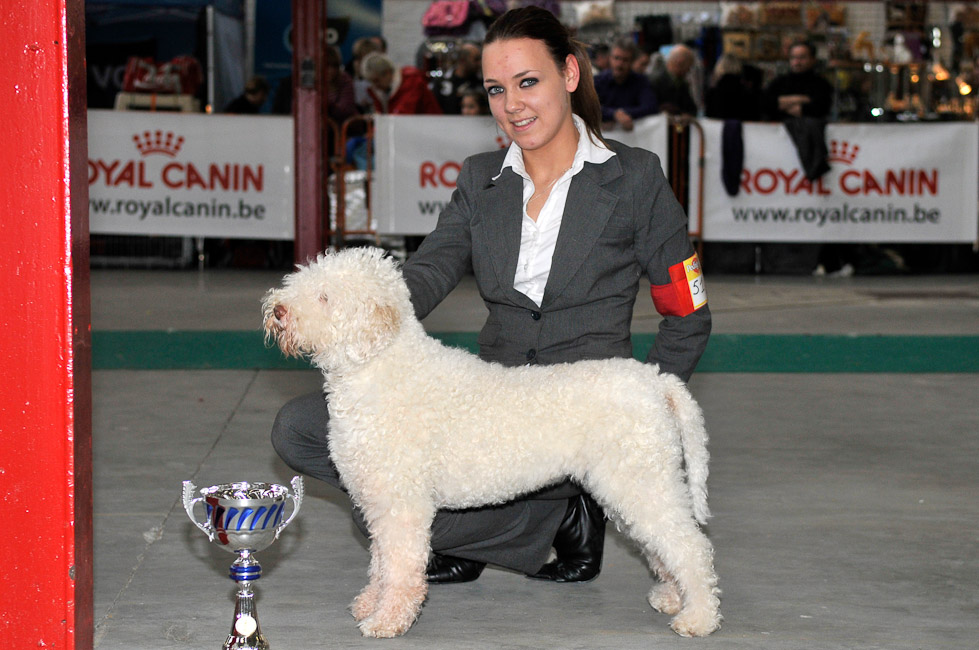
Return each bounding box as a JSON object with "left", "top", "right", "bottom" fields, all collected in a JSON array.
[
  {"left": 669, "top": 607, "right": 721, "bottom": 638},
  {"left": 356, "top": 585, "right": 426, "bottom": 637},
  {"left": 350, "top": 585, "right": 381, "bottom": 621},
  {"left": 647, "top": 583, "right": 682, "bottom": 615},
  {"left": 358, "top": 612, "right": 415, "bottom": 638}
]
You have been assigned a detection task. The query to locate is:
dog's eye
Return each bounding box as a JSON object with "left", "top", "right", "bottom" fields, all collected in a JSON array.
[{"left": 319, "top": 294, "right": 329, "bottom": 304}]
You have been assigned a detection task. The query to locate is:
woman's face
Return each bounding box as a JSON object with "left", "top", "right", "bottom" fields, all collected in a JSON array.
[
  {"left": 460, "top": 95, "right": 482, "bottom": 116},
  {"left": 372, "top": 69, "right": 394, "bottom": 93},
  {"left": 482, "top": 37, "right": 579, "bottom": 153}
]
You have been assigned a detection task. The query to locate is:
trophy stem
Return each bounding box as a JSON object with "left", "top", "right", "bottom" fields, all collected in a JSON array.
[{"left": 224, "top": 551, "right": 269, "bottom": 650}]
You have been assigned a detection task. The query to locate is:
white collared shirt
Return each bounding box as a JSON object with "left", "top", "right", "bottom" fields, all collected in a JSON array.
[{"left": 498, "top": 115, "right": 616, "bottom": 306}]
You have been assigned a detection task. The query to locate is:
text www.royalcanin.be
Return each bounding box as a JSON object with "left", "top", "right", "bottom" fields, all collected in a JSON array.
[
  {"left": 731, "top": 202, "right": 940, "bottom": 227},
  {"left": 89, "top": 196, "right": 267, "bottom": 220}
]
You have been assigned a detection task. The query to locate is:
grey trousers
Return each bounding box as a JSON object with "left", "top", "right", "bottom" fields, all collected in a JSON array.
[{"left": 270, "top": 391, "right": 580, "bottom": 574}]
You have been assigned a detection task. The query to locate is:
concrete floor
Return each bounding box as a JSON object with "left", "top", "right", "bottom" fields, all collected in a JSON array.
[{"left": 90, "top": 267, "right": 979, "bottom": 649}]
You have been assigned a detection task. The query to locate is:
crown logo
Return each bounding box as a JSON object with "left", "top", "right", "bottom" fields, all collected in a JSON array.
[
  {"left": 133, "top": 130, "right": 184, "bottom": 157},
  {"left": 828, "top": 140, "right": 859, "bottom": 165}
]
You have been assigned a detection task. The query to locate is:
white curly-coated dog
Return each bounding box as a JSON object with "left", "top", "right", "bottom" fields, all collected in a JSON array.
[{"left": 263, "top": 247, "right": 721, "bottom": 639}]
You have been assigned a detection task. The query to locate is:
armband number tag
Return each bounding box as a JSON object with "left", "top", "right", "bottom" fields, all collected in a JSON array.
[{"left": 650, "top": 253, "right": 707, "bottom": 317}]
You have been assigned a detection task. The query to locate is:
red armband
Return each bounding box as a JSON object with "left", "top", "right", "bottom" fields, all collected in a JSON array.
[{"left": 650, "top": 253, "right": 708, "bottom": 317}]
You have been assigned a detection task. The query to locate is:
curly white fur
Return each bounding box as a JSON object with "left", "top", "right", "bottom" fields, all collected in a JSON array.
[{"left": 263, "top": 247, "right": 721, "bottom": 639}]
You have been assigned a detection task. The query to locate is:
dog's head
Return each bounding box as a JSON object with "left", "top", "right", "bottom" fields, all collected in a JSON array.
[{"left": 263, "top": 247, "right": 410, "bottom": 369}]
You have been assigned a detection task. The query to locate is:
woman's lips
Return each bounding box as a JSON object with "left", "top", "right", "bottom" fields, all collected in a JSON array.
[{"left": 511, "top": 116, "right": 536, "bottom": 131}]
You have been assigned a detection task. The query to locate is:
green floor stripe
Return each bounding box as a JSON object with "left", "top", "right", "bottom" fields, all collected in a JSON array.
[
  {"left": 691, "top": 335, "right": 979, "bottom": 373},
  {"left": 91, "top": 331, "right": 979, "bottom": 373}
]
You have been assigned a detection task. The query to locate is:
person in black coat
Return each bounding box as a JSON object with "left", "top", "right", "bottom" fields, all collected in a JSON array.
[
  {"left": 649, "top": 44, "right": 699, "bottom": 116},
  {"left": 224, "top": 76, "right": 269, "bottom": 114},
  {"left": 763, "top": 40, "right": 832, "bottom": 120},
  {"left": 705, "top": 54, "right": 762, "bottom": 121}
]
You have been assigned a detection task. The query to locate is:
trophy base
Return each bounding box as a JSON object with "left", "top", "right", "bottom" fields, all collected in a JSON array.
[
  {"left": 224, "top": 602, "right": 270, "bottom": 650},
  {"left": 224, "top": 630, "right": 269, "bottom": 650},
  {"left": 225, "top": 559, "right": 270, "bottom": 650}
]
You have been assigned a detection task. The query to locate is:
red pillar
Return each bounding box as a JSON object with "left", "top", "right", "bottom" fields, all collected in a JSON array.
[
  {"left": 0, "top": 0, "right": 93, "bottom": 647},
  {"left": 292, "top": 0, "right": 329, "bottom": 262}
]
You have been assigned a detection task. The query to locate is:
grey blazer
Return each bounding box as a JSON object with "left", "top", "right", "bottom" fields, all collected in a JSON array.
[{"left": 404, "top": 139, "right": 710, "bottom": 382}]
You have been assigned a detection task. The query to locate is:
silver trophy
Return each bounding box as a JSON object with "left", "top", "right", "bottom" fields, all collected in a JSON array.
[{"left": 183, "top": 477, "right": 303, "bottom": 650}]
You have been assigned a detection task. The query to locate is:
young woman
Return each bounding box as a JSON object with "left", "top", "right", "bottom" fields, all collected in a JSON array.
[
  {"left": 271, "top": 7, "right": 710, "bottom": 585},
  {"left": 459, "top": 87, "right": 490, "bottom": 116}
]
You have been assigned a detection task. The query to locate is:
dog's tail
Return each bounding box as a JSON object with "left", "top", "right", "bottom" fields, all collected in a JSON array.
[{"left": 664, "top": 374, "right": 711, "bottom": 526}]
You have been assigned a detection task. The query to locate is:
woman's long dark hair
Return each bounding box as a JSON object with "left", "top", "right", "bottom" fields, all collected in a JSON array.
[{"left": 484, "top": 6, "right": 605, "bottom": 144}]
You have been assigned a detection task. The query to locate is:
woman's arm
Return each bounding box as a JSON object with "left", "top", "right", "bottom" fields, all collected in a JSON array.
[
  {"left": 401, "top": 157, "right": 477, "bottom": 320},
  {"left": 632, "top": 151, "right": 711, "bottom": 382}
]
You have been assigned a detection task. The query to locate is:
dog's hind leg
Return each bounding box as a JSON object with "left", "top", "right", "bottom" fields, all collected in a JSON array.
[
  {"left": 357, "top": 499, "right": 435, "bottom": 638},
  {"left": 646, "top": 556, "right": 682, "bottom": 616},
  {"left": 638, "top": 502, "right": 720, "bottom": 636},
  {"left": 350, "top": 543, "right": 382, "bottom": 622},
  {"left": 584, "top": 465, "right": 720, "bottom": 637},
  {"left": 648, "top": 520, "right": 720, "bottom": 638}
]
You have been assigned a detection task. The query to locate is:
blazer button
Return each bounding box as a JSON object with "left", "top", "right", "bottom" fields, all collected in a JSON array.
[
  {"left": 526, "top": 348, "right": 537, "bottom": 361},
  {"left": 531, "top": 310, "right": 541, "bottom": 321}
]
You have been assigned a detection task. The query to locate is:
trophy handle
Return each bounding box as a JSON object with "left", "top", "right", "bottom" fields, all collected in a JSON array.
[
  {"left": 275, "top": 476, "right": 304, "bottom": 539},
  {"left": 182, "top": 480, "right": 215, "bottom": 542}
]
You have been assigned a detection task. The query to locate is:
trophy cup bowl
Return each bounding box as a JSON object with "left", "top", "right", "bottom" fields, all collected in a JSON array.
[{"left": 183, "top": 477, "right": 303, "bottom": 650}]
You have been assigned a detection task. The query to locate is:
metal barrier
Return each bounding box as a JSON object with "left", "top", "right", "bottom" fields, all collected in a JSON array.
[
  {"left": 332, "top": 115, "right": 378, "bottom": 246},
  {"left": 323, "top": 116, "right": 341, "bottom": 249},
  {"left": 668, "top": 115, "right": 705, "bottom": 259}
]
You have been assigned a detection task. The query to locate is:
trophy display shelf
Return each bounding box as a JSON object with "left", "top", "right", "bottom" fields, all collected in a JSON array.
[{"left": 114, "top": 91, "right": 201, "bottom": 112}]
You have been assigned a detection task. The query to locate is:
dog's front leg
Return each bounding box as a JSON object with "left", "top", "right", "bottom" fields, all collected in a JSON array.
[{"left": 357, "top": 500, "right": 435, "bottom": 638}]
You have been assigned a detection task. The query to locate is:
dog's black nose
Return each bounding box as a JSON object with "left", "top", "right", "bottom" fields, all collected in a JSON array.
[{"left": 273, "top": 304, "right": 287, "bottom": 321}]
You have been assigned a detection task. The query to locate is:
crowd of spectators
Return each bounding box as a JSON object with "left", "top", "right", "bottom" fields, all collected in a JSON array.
[
  {"left": 232, "top": 27, "right": 837, "bottom": 131},
  {"left": 572, "top": 31, "right": 834, "bottom": 134}
]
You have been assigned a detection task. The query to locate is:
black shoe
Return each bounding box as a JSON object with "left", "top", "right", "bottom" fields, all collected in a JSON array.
[
  {"left": 527, "top": 493, "right": 606, "bottom": 583},
  {"left": 426, "top": 553, "right": 486, "bottom": 584}
]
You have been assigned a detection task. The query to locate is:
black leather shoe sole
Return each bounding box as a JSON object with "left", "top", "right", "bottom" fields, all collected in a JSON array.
[{"left": 526, "top": 559, "right": 601, "bottom": 582}]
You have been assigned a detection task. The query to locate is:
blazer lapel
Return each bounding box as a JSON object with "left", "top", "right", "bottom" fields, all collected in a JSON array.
[
  {"left": 541, "top": 156, "right": 623, "bottom": 307},
  {"left": 475, "top": 168, "right": 536, "bottom": 306}
]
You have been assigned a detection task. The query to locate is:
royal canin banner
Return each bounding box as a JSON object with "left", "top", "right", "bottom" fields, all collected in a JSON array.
[
  {"left": 695, "top": 119, "right": 978, "bottom": 243},
  {"left": 373, "top": 114, "right": 670, "bottom": 235},
  {"left": 88, "top": 109, "right": 293, "bottom": 240}
]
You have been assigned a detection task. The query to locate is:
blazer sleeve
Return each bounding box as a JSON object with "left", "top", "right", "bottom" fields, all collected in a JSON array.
[
  {"left": 632, "top": 151, "right": 711, "bottom": 382},
  {"left": 401, "top": 156, "right": 477, "bottom": 320}
]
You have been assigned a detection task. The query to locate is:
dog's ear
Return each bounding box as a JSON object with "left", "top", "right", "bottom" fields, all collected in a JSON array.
[
  {"left": 370, "top": 301, "right": 400, "bottom": 339},
  {"left": 348, "top": 300, "right": 402, "bottom": 362}
]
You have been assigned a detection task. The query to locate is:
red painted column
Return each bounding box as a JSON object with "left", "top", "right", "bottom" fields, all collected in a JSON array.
[
  {"left": 292, "top": 0, "right": 328, "bottom": 262},
  {"left": 0, "top": 0, "right": 93, "bottom": 647}
]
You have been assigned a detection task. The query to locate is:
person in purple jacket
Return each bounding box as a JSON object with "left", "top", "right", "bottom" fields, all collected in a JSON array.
[{"left": 593, "top": 37, "right": 658, "bottom": 132}]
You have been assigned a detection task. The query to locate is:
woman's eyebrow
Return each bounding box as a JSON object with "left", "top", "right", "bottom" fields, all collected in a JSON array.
[{"left": 484, "top": 69, "right": 539, "bottom": 85}]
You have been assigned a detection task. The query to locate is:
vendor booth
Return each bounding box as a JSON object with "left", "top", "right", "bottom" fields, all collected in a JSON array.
[{"left": 86, "top": 0, "right": 246, "bottom": 112}]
